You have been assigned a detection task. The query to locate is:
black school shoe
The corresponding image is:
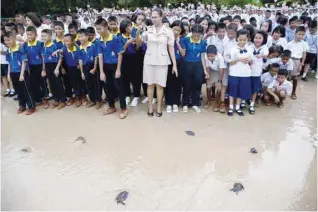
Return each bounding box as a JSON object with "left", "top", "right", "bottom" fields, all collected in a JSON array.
[
  {"left": 3, "top": 90, "right": 10, "bottom": 97},
  {"left": 227, "top": 108, "right": 234, "bottom": 116},
  {"left": 240, "top": 103, "right": 246, "bottom": 110},
  {"left": 235, "top": 109, "right": 244, "bottom": 116},
  {"left": 249, "top": 106, "right": 255, "bottom": 115},
  {"left": 9, "top": 91, "right": 16, "bottom": 97},
  {"left": 301, "top": 77, "right": 308, "bottom": 82}
]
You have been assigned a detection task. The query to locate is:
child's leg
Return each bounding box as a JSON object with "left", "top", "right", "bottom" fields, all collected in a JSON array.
[
  {"left": 277, "top": 90, "right": 287, "bottom": 107},
  {"left": 46, "top": 63, "right": 59, "bottom": 103},
  {"left": 21, "top": 71, "right": 35, "bottom": 110},
  {"left": 29, "top": 65, "right": 43, "bottom": 103},
  {"left": 291, "top": 60, "right": 300, "bottom": 99},
  {"left": 204, "top": 73, "right": 212, "bottom": 109},
  {"left": 11, "top": 73, "right": 25, "bottom": 110},
  {"left": 68, "top": 66, "right": 82, "bottom": 107}
]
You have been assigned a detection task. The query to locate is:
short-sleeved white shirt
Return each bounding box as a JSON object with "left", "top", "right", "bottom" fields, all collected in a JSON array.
[
  {"left": 268, "top": 79, "right": 293, "bottom": 96},
  {"left": 229, "top": 45, "right": 254, "bottom": 77},
  {"left": 205, "top": 53, "right": 226, "bottom": 71},
  {"left": 223, "top": 38, "right": 237, "bottom": 63},
  {"left": 271, "top": 37, "right": 288, "bottom": 49},
  {"left": 286, "top": 40, "right": 309, "bottom": 59},
  {"left": 248, "top": 44, "right": 269, "bottom": 76},
  {"left": 261, "top": 72, "right": 276, "bottom": 87},
  {"left": 207, "top": 35, "right": 229, "bottom": 55},
  {"left": 278, "top": 58, "right": 293, "bottom": 71}
]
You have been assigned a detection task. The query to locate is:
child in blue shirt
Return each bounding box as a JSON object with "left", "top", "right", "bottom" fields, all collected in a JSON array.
[
  {"left": 180, "top": 24, "right": 208, "bottom": 114},
  {"left": 95, "top": 18, "right": 127, "bottom": 119},
  {"left": 54, "top": 34, "right": 85, "bottom": 107},
  {"left": 5, "top": 31, "right": 35, "bottom": 115},
  {"left": 23, "top": 26, "right": 49, "bottom": 107},
  {"left": 78, "top": 29, "right": 101, "bottom": 109},
  {"left": 41, "top": 29, "right": 66, "bottom": 110}
]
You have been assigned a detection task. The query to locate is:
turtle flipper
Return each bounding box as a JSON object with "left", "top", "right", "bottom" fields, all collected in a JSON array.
[{"left": 120, "top": 201, "right": 125, "bottom": 206}]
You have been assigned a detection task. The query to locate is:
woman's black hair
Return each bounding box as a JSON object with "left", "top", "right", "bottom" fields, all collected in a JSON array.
[
  {"left": 252, "top": 30, "right": 268, "bottom": 46},
  {"left": 191, "top": 24, "right": 204, "bottom": 34},
  {"left": 260, "top": 20, "right": 272, "bottom": 33},
  {"left": 120, "top": 19, "right": 132, "bottom": 34},
  {"left": 243, "top": 24, "right": 255, "bottom": 40},
  {"left": 25, "top": 12, "right": 42, "bottom": 27},
  {"left": 170, "top": 20, "right": 185, "bottom": 35},
  {"left": 272, "top": 25, "right": 286, "bottom": 37},
  {"left": 151, "top": 8, "right": 163, "bottom": 17}
]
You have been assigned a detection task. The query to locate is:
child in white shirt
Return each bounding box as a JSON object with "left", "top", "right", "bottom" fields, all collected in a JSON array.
[
  {"left": 266, "top": 69, "right": 293, "bottom": 108},
  {"left": 227, "top": 29, "right": 254, "bottom": 116},
  {"left": 286, "top": 26, "right": 309, "bottom": 99},
  {"left": 247, "top": 31, "right": 269, "bottom": 114},
  {"left": 204, "top": 45, "right": 226, "bottom": 111}
]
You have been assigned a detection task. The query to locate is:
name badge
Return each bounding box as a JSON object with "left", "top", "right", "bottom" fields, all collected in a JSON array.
[
  {"left": 111, "top": 51, "right": 115, "bottom": 56},
  {"left": 48, "top": 56, "right": 52, "bottom": 60}
]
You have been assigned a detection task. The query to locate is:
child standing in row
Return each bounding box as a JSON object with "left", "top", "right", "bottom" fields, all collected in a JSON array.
[
  {"left": 5, "top": 31, "right": 35, "bottom": 115},
  {"left": 302, "top": 20, "right": 317, "bottom": 82},
  {"left": 41, "top": 29, "right": 66, "bottom": 109},
  {"left": 228, "top": 29, "right": 254, "bottom": 116},
  {"left": 95, "top": 18, "right": 128, "bottom": 119},
  {"left": 247, "top": 31, "right": 268, "bottom": 114},
  {"left": 286, "top": 26, "right": 309, "bottom": 99}
]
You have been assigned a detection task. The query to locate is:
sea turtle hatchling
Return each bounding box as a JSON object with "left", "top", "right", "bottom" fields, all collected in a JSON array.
[
  {"left": 116, "top": 191, "right": 129, "bottom": 205},
  {"left": 185, "top": 130, "right": 195, "bottom": 136},
  {"left": 250, "top": 148, "right": 258, "bottom": 154},
  {"left": 75, "top": 136, "right": 87, "bottom": 144},
  {"left": 20, "top": 147, "right": 31, "bottom": 152},
  {"left": 230, "top": 183, "right": 244, "bottom": 194}
]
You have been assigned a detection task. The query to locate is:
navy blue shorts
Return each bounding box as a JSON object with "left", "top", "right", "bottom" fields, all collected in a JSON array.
[
  {"left": 228, "top": 76, "right": 251, "bottom": 100},
  {"left": 251, "top": 76, "right": 261, "bottom": 93},
  {"left": 1, "top": 64, "right": 8, "bottom": 77}
]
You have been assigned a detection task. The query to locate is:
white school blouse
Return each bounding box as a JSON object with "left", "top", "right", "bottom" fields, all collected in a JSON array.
[
  {"left": 247, "top": 44, "right": 269, "bottom": 76},
  {"left": 229, "top": 46, "right": 254, "bottom": 77}
]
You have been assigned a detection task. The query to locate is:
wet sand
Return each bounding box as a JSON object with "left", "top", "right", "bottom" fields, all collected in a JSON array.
[{"left": 1, "top": 80, "right": 317, "bottom": 211}]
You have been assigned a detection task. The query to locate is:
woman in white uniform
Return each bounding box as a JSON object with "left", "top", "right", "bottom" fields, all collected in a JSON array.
[{"left": 136, "top": 8, "right": 178, "bottom": 117}]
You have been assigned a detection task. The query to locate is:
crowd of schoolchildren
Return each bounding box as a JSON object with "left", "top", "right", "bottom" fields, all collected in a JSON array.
[{"left": 1, "top": 6, "right": 317, "bottom": 118}]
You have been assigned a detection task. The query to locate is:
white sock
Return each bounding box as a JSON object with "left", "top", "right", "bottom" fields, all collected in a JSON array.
[
  {"left": 302, "top": 72, "right": 307, "bottom": 78},
  {"left": 229, "top": 104, "right": 234, "bottom": 109},
  {"left": 250, "top": 101, "right": 255, "bottom": 107},
  {"left": 6, "top": 89, "right": 10, "bottom": 92},
  {"left": 235, "top": 104, "right": 240, "bottom": 110}
]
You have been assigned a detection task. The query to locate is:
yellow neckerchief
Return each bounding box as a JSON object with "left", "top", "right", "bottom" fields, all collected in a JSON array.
[
  {"left": 189, "top": 36, "right": 200, "bottom": 44},
  {"left": 122, "top": 33, "right": 131, "bottom": 39},
  {"left": 9, "top": 44, "right": 19, "bottom": 55},
  {"left": 114, "top": 28, "right": 120, "bottom": 35},
  {"left": 45, "top": 41, "right": 54, "bottom": 47},
  {"left": 56, "top": 36, "right": 64, "bottom": 43},
  {"left": 133, "top": 23, "right": 139, "bottom": 29},
  {"left": 80, "top": 42, "right": 92, "bottom": 52},
  {"left": 27, "top": 39, "right": 38, "bottom": 46},
  {"left": 90, "top": 38, "right": 96, "bottom": 43},
  {"left": 74, "top": 34, "right": 78, "bottom": 41},
  {"left": 100, "top": 33, "right": 113, "bottom": 43}
]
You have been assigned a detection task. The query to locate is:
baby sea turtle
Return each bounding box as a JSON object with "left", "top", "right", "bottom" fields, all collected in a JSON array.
[
  {"left": 250, "top": 148, "right": 258, "bottom": 154},
  {"left": 75, "top": 136, "right": 86, "bottom": 144},
  {"left": 230, "top": 183, "right": 244, "bottom": 194},
  {"left": 116, "top": 191, "right": 129, "bottom": 205},
  {"left": 20, "top": 147, "right": 31, "bottom": 152},
  {"left": 185, "top": 130, "right": 195, "bottom": 136}
]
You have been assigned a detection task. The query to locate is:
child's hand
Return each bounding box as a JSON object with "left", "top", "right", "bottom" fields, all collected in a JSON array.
[
  {"left": 205, "top": 72, "right": 209, "bottom": 79},
  {"left": 256, "top": 54, "right": 263, "bottom": 59},
  {"left": 52, "top": 50, "right": 59, "bottom": 57},
  {"left": 126, "top": 38, "right": 135, "bottom": 45},
  {"left": 115, "top": 69, "right": 121, "bottom": 79},
  {"left": 19, "top": 74, "right": 24, "bottom": 81},
  {"left": 81, "top": 72, "right": 85, "bottom": 80},
  {"left": 100, "top": 73, "right": 106, "bottom": 82},
  {"left": 41, "top": 70, "right": 46, "bottom": 77},
  {"left": 54, "top": 68, "right": 59, "bottom": 77},
  {"left": 61, "top": 68, "right": 66, "bottom": 75},
  {"left": 89, "top": 68, "right": 96, "bottom": 74},
  {"left": 273, "top": 95, "right": 280, "bottom": 103}
]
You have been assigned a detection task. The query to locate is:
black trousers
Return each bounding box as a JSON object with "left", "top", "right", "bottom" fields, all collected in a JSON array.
[
  {"left": 122, "top": 53, "right": 142, "bottom": 97},
  {"left": 182, "top": 61, "right": 204, "bottom": 106},
  {"left": 84, "top": 64, "right": 102, "bottom": 102},
  {"left": 166, "top": 60, "right": 182, "bottom": 105},
  {"left": 46, "top": 63, "right": 66, "bottom": 102},
  {"left": 61, "top": 63, "right": 73, "bottom": 98},
  {"left": 103, "top": 63, "right": 126, "bottom": 109},
  {"left": 29, "top": 64, "right": 48, "bottom": 102},
  {"left": 10, "top": 71, "right": 35, "bottom": 109},
  {"left": 68, "top": 66, "right": 85, "bottom": 97}
]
